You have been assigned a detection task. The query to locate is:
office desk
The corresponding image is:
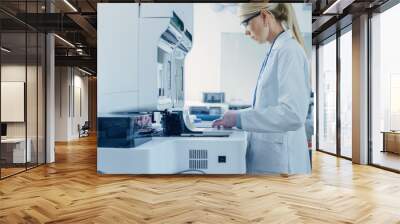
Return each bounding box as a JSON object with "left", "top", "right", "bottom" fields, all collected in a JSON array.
[
  {"left": 1, "top": 138, "right": 32, "bottom": 164},
  {"left": 382, "top": 131, "right": 400, "bottom": 154}
]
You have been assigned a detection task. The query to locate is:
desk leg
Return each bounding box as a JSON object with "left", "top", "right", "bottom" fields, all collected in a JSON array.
[{"left": 382, "top": 133, "right": 386, "bottom": 153}]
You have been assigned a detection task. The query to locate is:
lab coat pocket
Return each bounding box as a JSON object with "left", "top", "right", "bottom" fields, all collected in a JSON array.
[{"left": 248, "top": 132, "right": 287, "bottom": 173}]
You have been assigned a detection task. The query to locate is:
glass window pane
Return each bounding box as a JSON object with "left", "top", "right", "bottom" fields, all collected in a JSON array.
[
  {"left": 371, "top": 4, "right": 400, "bottom": 171},
  {"left": 340, "top": 29, "right": 352, "bottom": 158},
  {"left": 1, "top": 1, "right": 46, "bottom": 179},
  {"left": 318, "top": 37, "right": 337, "bottom": 154},
  {"left": 27, "top": 31, "right": 38, "bottom": 169},
  {"left": 38, "top": 32, "right": 46, "bottom": 165},
  {"left": 311, "top": 46, "right": 317, "bottom": 151},
  {"left": 1, "top": 31, "right": 27, "bottom": 177}
]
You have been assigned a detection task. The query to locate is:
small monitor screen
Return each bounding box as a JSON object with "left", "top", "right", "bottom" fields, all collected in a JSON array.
[
  {"left": 1, "top": 123, "right": 7, "bottom": 137},
  {"left": 203, "top": 92, "right": 225, "bottom": 103}
]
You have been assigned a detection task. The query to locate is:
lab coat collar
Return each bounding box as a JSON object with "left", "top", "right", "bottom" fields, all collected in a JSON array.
[{"left": 269, "top": 30, "right": 293, "bottom": 51}]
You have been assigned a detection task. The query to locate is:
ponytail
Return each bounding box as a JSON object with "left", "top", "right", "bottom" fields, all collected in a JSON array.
[{"left": 269, "top": 3, "right": 305, "bottom": 50}]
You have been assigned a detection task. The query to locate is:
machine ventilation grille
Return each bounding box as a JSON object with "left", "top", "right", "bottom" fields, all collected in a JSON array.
[
  {"left": 189, "top": 149, "right": 208, "bottom": 169},
  {"left": 189, "top": 149, "right": 207, "bottom": 159}
]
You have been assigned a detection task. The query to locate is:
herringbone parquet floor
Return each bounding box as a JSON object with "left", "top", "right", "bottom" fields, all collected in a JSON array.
[{"left": 1, "top": 135, "right": 400, "bottom": 224}]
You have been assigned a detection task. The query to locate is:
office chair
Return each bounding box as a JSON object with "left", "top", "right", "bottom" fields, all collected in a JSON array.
[{"left": 79, "top": 121, "right": 90, "bottom": 138}]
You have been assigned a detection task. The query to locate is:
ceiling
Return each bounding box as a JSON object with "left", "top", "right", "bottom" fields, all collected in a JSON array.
[{"left": 0, "top": 0, "right": 395, "bottom": 75}]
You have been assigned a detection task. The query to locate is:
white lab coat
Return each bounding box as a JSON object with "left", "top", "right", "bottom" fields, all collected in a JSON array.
[{"left": 239, "top": 30, "right": 311, "bottom": 174}]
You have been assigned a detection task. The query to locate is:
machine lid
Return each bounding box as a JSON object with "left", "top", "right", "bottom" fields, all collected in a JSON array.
[
  {"left": 171, "top": 12, "right": 184, "bottom": 32},
  {"left": 161, "top": 29, "right": 179, "bottom": 45},
  {"left": 184, "top": 30, "right": 192, "bottom": 42}
]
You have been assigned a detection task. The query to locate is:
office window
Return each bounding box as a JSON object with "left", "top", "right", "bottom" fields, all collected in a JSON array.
[
  {"left": 27, "top": 31, "right": 39, "bottom": 170},
  {"left": 340, "top": 28, "right": 352, "bottom": 158},
  {"left": 1, "top": 31, "right": 28, "bottom": 178},
  {"left": 318, "top": 37, "right": 337, "bottom": 154},
  {"left": 311, "top": 46, "right": 317, "bottom": 150},
  {"left": 0, "top": 1, "right": 47, "bottom": 179},
  {"left": 371, "top": 3, "right": 400, "bottom": 171},
  {"left": 38, "top": 32, "right": 46, "bottom": 165}
]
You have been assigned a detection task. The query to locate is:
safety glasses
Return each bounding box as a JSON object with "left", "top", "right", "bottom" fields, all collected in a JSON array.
[{"left": 241, "top": 11, "right": 261, "bottom": 28}]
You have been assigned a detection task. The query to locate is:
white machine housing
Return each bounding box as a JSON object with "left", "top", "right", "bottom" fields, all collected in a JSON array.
[
  {"left": 98, "top": 3, "right": 193, "bottom": 114},
  {"left": 98, "top": 131, "right": 247, "bottom": 174}
]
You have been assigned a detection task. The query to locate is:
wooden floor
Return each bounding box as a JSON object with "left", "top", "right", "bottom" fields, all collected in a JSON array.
[
  {"left": 1, "top": 167, "right": 26, "bottom": 178},
  {"left": 1, "top": 136, "right": 400, "bottom": 223},
  {"left": 373, "top": 150, "right": 400, "bottom": 171},
  {"left": 1, "top": 164, "right": 44, "bottom": 178}
]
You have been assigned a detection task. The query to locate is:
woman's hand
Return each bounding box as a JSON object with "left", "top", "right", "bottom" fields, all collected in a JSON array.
[{"left": 212, "top": 110, "right": 238, "bottom": 129}]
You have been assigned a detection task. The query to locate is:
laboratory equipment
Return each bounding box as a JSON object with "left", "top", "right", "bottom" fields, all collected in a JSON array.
[{"left": 97, "top": 3, "right": 247, "bottom": 174}]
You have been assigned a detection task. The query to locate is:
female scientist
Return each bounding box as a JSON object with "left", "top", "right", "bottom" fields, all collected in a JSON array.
[{"left": 212, "top": 3, "right": 311, "bottom": 174}]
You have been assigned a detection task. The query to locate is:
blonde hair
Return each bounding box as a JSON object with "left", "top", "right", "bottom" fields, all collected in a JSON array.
[{"left": 238, "top": 2, "right": 304, "bottom": 49}]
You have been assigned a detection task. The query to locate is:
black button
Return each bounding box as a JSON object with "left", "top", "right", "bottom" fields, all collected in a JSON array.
[{"left": 218, "top": 156, "right": 226, "bottom": 163}]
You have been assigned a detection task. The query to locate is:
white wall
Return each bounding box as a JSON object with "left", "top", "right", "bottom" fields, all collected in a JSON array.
[
  {"left": 185, "top": 3, "right": 246, "bottom": 103},
  {"left": 72, "top": 74, "right": 89, "bottom": 138},
  {"left": 220, "top": 33, "right": 265, "bottom": 104},
  {"left": 55, "top": 67, "right": 68, "bottom": 141},
  {"left": 55, "top": 67, "right": 89, "bottom": 141}
]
